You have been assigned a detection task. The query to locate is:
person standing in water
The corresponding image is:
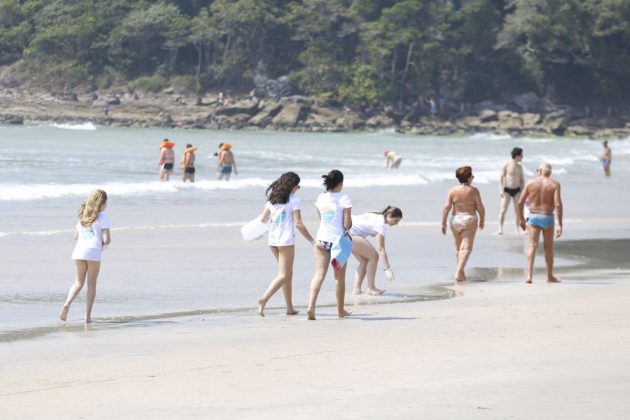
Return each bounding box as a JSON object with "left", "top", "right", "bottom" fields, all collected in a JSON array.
[
  {"left": 517, "top": 163, "right": 563, "bottom": 284},
  {"left": 307, "top": 169, "right": 353, "bottom": 320},
  {"left": 158, "top": 139, "right": 175, "bottom": 181},
  {"left": 349, "top": 206, "right": 402, "bottom": 295},
  {"left": 498, "top": 147, "right": 525, "bottom": 234},
  {"left": 601, "top": 140, "right": 612, "bottom": 177},
  {"left": 217, "top": 143, "right": 238, "bottom": 181},
  {"left": 384, "top": 150, "right": 402, "bottom": 169},
  {"left": 60, "top": 190, "right": 111, "bottom": 323},
  {"left": 257, "top": 172, "right": 315, "bottom": 317},
  {"left": 441, "top": 166, "right": 485, "bottom": 282},
  {"left": 181, "top": 143, "right": 197, "bottom": 183}
]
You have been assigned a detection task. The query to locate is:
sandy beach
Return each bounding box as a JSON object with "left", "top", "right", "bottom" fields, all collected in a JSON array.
[
  {"left": 2, "top": 126, "right": 630, "bottom": 419},
  {"left": 2, "top": 235, "right": 630, "bottom": 419}
]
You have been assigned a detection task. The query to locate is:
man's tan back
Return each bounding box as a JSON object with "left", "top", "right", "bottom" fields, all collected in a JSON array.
[{"left": 526, "top": 177, "right": 559, "bottom": 214}]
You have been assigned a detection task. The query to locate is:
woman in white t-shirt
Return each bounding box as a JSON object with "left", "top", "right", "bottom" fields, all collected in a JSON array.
[
  {"left": 60, "top": 189, "right": 111, "bottom": 323},
  {"left": 349, "top": 206, "right": 403, "bottom": 296},
  {"left": 307, "top": 169, "right": 353, "bottom": 320},
  {"left": 257, "top": 172, "right": 315, "bottom": 317}
]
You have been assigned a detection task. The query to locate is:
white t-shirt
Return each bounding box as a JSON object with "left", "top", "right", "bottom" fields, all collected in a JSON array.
[
  {"left": 71, "top": 212, "right": 110, "bottom": 261},
  {"left": 265, "top": 194, "right": 301, "bottom": 246},
  {"left": 315, "top": 192, "right": 352, "bottom": 242},
  {"left": 349, "top": 212, "right": 387, "bottom": 238}
]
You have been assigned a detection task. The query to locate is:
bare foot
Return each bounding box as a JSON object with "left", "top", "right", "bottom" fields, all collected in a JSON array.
[
  {"left": 85, "top": 316, "right": 92, "bottom": 324},
  {"left": 525, "top": 278, "right": 532, "bottom": 284},
  {"left": 352, "top": 288, "right": 363, "bottom": 295},
  {"left": 286, "top": 309, "right": 299, "bottom": 315},
  {"left": 547, "top": 276, "right": 561, "bottom": 283},
  {"left": 367, "top": 288, "right": 385, "bottom": 296},
  {"left": 496, "top": 230, "right": 503, "bottom": 235},
  {"left": 307, "top": 309, "right": 316, "bottom": 321},
  {"left": 257, "top": 298, "right": 266, "bottom": 317},
  {"left": 454, "top": 276, "right": 466, "bottom": 282},
  {"left": 59, "top": 305, "right": 69, "bottom": 321},
  {"left": 338, "top": 309, "right": 352, "bottom": 318}
]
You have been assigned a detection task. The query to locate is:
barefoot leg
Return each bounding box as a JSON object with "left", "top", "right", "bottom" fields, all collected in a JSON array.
[
  {"left": 525, "top": 225, "right": 541, "bottom": 283},
  {"left": 307, "top": 245, "right": 330, "bottom": 320},
  {"left": 60, "top": 260, "right": 88, "bottom": 321},
  {"left": 84, "top": 261, "right": 101, "bottom": 323}
]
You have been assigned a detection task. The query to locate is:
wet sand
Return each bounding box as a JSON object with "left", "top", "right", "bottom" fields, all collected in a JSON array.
[{"left": 2, "top": 237, "right": 630, "bottom": 419}]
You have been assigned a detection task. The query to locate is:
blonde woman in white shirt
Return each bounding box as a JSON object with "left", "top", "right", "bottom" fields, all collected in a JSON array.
[
  {"left": 350, "top": 206, "right": 402, "bottom": 295},
  {"left": 60, "top": 189, "right": 111, "bottom": 323},
  {"left": 307, "top": 169, "right": 353, "bottom": 320},
  {"left": 258, "top": 172, "right": 315, "bottom": 317}
]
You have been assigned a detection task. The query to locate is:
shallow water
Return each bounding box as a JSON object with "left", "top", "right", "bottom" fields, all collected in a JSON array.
[{"left": 1, "top": 124, "right": 629, "bottom": 338}]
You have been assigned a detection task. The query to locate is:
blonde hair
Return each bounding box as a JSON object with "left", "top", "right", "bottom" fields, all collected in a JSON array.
[{"left": 78, "top": 189, "right": 108, "bottom": 227}]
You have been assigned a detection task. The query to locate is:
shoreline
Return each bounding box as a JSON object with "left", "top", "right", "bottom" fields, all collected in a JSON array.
[
  {"left": 2, "top": 89, "right": 630, "bottom": 139},
  {"left": 2, "top": 267, "right": 630, "bottom": 418}
]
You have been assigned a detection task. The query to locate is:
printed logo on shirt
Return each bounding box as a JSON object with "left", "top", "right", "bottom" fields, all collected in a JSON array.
[
  {"left": 80, "top": 227, "right": 96, "bottom": 239},
  {"left": 321, "top": 206, "right": 335, "bottom": 223},
  {"left": 271, "top": 209, "right": 286, "bottom": 224}
]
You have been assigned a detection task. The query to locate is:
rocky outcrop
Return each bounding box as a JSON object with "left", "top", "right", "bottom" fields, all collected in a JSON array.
[
  {"left": 248, "top": 101, "right": 282, "bottom": 126},
  {"left": 2, "top": 86, "right": 630, "bottom": 138},
  {"left": 271, "top": 103, "right": 303, "bottom": 127},
  {"left": 215, "top": 99, "right": 259, "bottom": 116}
]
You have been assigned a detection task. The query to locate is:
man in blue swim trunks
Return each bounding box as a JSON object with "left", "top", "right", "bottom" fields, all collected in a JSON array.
[{"left": 517, "top": 163, "right": 563, "bottom": 284}]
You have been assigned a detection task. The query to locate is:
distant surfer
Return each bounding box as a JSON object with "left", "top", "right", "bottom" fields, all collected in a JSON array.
[
  {"left": 600, "top": 140, "right": 612, "bottom": 177},
  {"left": 497, "top": 147, "right": 525, "bottom": 234},
  {"left": 385, "top": 150, "right": 402, "bottom": 169}
]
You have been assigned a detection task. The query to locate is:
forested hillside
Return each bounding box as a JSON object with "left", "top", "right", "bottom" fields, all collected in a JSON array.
[{"left": 1, "top": 0, "right": 629, "bottom": 107}]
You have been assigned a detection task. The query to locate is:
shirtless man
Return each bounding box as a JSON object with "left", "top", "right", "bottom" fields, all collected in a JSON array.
[
  {"left": 600, "top": 140, "right": 612, "bottom": 177},
  {"left": 181, "top": 143, "right": 196, "bottom": 183},
  {"left": 498, "top": 147, "right": 525, "bottom": 234},
  {"left": 217, "top": 143, "right": 238, "bottom": 181},
  {"left": 158, "top": 139, "right": 175, "bottom": 182},
  {"left": 384, "top": 150, "right": 402, "bottom": 169},
  {"left": 517, "top": 163, "right": 563, "bottom": 284}
]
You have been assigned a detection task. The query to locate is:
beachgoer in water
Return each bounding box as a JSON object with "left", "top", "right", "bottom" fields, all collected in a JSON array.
[
  {"left": 158, "top": 139, "right": 175, "bottom": 182},
  {"left": 181, "top": 143, "right": 197, "bottom": 183},
  {"left": 307, "top": 169, "right": 353, "bottom": 320},
  {"left": 441, "top": 166, "right": 485, "bottom": 282},
  {"left": 601, "top": 140, "right": 612, "bottom": 177},
  {"left": 60, "top": 190, "right": 111, "bottom": 323},
  {"left": 384, "top": 150, "right": 402, "bottom": 169},
  {"left": 217, "top": 143, "right": 237, "bottom": 181},
  {"left": 498, "top": 147, "right": 525, "bottom": 234},
  {"left": 257, "top": 172, "right": 315, "bottom": 317},
  {"left": 517, "top": 163, "right": 563, "bottom": 284},
  {"left": 349, "top": 206, "right": 402, "bottom": 295}
]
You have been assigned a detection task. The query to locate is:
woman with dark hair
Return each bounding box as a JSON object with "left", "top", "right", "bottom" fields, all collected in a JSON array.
[
  {"left": 349, "top": 206, "right": 403, "bottom": 295},
  {"left": 307, "top": 169, "right": 353, "bottom": 320},
  {"left": 441, "top": 166, "right": 485, "bottom": 282},
  {"left": 257, "top": 172, "right": 315, "bottom": 316}
]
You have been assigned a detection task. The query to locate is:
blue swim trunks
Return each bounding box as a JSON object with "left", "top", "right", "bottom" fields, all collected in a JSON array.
[
  {"left": 528, "top": 212, "right": 554, "bottom": 229},
  {"left": 219, "top": 166, "right": 232, "bottom": 174}
]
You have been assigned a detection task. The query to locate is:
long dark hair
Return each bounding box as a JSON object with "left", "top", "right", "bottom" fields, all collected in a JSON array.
[
  {"left": 266, "top": 172, "right": 300, "bottom": 204},
  {"left": 372, "top": 206, "right": 403, "bottom": 219},
  {"left": 321, "top": 169, "right": 344, "bottom": 191}
]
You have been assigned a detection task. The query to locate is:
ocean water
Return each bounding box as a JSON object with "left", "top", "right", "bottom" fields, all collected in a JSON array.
[{"left": 1, "top": 124, "right": 629, "bottom": 337}]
